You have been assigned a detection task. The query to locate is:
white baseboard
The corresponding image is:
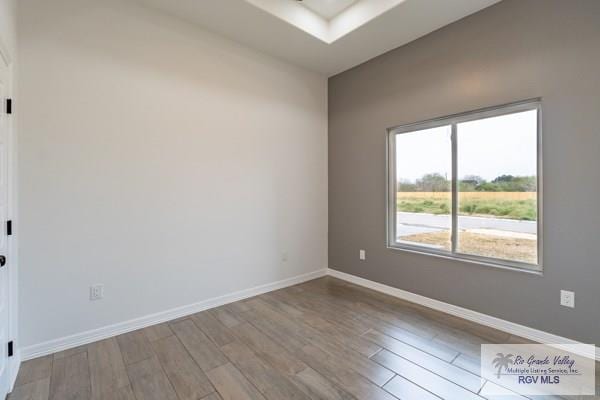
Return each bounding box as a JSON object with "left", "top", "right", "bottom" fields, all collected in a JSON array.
[
  {"left": 21, "top": 268, "right": 327, "bottom": 361},
  {"left": 327, "top": 268, "right": 599, "bottom": 361},
  {"left": 19, "top": 267, "right": 598, "bottom": 363}
]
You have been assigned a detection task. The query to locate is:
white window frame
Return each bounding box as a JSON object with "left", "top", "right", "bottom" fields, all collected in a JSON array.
[{"left": 386, "top": 99, "right": 543, "bottom": 274}]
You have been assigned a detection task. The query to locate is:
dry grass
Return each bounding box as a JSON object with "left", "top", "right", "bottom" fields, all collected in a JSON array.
[
  {"left": 398, "top": 192, "right": 536, "bottom": 200},
  {"left": 401, "top": 231, "right": 537, "bottom": 264},
  {"left": 397, "top": 192, "right": 537, "bottom": 220}
]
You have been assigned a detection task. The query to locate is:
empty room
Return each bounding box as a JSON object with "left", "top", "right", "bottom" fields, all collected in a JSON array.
[{"left": 0, "top": 0, "right": 598, "bottom": 399}]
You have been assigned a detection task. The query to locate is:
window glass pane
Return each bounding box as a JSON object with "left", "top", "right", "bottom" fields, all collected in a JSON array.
[
  {"left": 395, "top": 125, "right": 452, "bottom": 250},
  {"left": 456, "top": 110, "right": 538, "bottom": 264}
]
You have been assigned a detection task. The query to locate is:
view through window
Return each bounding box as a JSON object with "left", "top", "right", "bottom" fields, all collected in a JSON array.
[{"left": 389, "top": 102, "right": 540, "bottom": 269}]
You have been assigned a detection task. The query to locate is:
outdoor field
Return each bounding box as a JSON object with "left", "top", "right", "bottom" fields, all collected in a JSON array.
[
  {"left": 396, "top": 192, "right": 537, "bottom": 263},
  {"left": 397, "top": 191, "right": 537, "bottom": 221}
]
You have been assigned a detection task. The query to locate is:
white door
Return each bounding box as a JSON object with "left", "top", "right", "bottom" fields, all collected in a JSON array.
[{"left": 0, "top": 50, "right": 11, "bottom": 398}]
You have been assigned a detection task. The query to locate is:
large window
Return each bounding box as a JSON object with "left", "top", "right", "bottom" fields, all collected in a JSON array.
[{"left": 387, "top": 100, "right": 541, "bottom": 271}]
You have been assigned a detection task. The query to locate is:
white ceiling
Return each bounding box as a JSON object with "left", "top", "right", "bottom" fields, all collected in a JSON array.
[
  {"left": 300, "top": 0, "right": 360, "bottom": 20},
  {"left": 133, "top": 0, "right": 501, "bottom": 76}
]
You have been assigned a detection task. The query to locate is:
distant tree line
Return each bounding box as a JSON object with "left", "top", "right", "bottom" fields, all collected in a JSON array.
[{"left": 398, "top": 173, "right": 536, "bottom": 192}]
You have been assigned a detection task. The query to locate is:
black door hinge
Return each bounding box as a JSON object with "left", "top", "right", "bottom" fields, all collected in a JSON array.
[
  {"left": 7, "top": 341, "right": 13, "bottom": 357},
  {"left": 6, "top": 220, "right": 11, "bottom": 236},
  {"left": 5, "top": 99, "right": 12, "bottom": 115}
]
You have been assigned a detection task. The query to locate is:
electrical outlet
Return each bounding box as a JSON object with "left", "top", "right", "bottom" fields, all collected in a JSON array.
[
  {"left": 560, "top": 290, "right": 574, "bottom": 308},
  {"left": 281, "top": 252, "right": 288, "bottom": 262},
  {"left": 90, "top": 284, "right": 104, "bottom": 301},
  {"left": 359, "top": 249, "right": 366, "bottom": 261}
]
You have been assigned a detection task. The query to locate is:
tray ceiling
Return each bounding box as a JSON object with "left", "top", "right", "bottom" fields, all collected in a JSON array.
[{"left": 133, "top": 0, "right": 501, "bottom": 76}]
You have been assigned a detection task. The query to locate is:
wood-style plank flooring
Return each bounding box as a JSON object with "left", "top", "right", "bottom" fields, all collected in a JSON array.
[{"left": 10, "top": 277, "right": 599, "bottom": 400}]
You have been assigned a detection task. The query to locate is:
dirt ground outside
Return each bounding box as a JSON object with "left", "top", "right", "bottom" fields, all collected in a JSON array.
[{"left": 401, "top": 230, "right": 537, "bottom": 264}]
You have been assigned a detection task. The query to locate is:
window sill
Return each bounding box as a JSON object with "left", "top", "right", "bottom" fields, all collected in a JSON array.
[{"left": 387, "top": 243, "right": 543, "bottom": 276}]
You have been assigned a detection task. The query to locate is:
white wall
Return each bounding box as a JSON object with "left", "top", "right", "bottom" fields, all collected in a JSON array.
[
  {"left": 0, "top": 0, "right": 15, "bottom": 57},
  {"left": 17, "top": 0, "right": 328, "bottom": 349}
]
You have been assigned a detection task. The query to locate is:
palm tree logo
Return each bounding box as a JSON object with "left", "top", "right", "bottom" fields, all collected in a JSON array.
[{"left": 492, "top": 353, "right": 514, "bottom": 378}]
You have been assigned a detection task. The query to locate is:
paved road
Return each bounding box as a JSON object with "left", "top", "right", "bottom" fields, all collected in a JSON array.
[{"left": 397, "top": 212, "right": 536, "bottom": 237}]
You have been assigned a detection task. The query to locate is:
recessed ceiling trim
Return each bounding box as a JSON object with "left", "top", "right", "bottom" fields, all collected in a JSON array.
[
  {"left": 300, "top": 0, "right": 359, "bottom": 21},
  {"left": 245, "top": 0, "right": 406, "bottom": 43},
  {"left": 329, "top": 0, "right": 406, "bottom": 42},
  {"left": 131, "top": 0, "right": 502, "bottom": 76},
  {"left": 245, "top": 0, "right": 329, "bottom": 42}
]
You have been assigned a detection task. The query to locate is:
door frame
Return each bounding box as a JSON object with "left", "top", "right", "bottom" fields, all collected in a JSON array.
[{"left": 0, "top": 35, "right": 19, "bottom": 392}]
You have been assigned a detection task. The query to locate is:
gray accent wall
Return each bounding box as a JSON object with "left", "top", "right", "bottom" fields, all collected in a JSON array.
[{"left": 328, "top": 0, "right": 600, "bottom": 344}]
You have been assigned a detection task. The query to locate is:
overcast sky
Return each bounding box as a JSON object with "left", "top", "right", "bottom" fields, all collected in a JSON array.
[{"left": 395, "top": 110, "right": 538, "bottom": 182}]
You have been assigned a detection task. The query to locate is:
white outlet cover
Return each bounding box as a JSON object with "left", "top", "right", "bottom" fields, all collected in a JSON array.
[
  {"left": 90, "top": 284, "right": 104, "bottom": 301},
  {"left": 359, "top": 249, "right": 366, "bottom": 260},
  {"left": 560, "top": 290, "right": 574, "bottom": 308}
]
